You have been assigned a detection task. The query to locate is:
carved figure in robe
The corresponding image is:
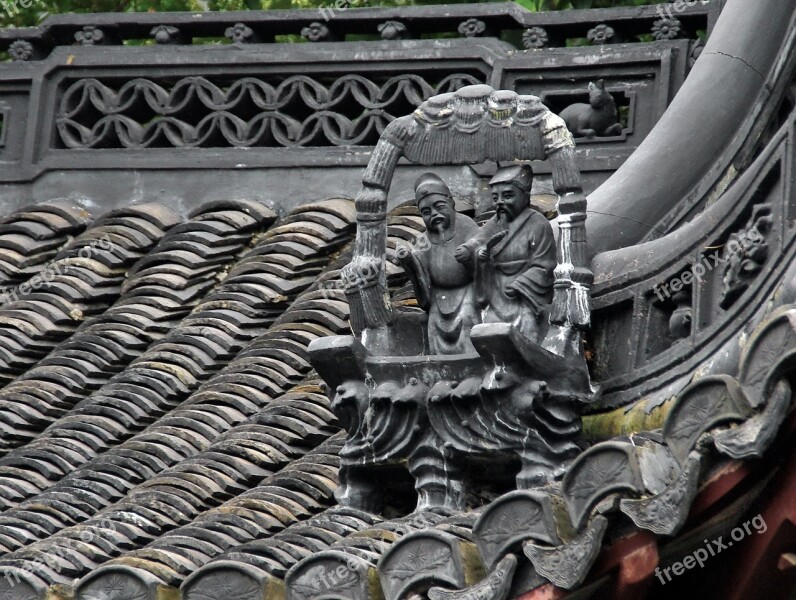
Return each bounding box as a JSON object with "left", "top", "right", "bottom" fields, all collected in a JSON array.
[
  {"left": 455, "top": 165, "right": 556, "bottom": 343},
  {"left": 399, "top": 173, "right": 481, "bottom": 354}
]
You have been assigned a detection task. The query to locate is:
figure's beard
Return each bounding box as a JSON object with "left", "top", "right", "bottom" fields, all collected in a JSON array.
[
  {"left": 495, "top": 209, "right": 512, "bottom": 227},
  {"left": 429, "top": 217, "right": 448, "bottom": 232}
]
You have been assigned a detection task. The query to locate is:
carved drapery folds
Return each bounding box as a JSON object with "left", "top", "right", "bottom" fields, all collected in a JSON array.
[{"left": 312, "top": 84, "right": 595, "bottom": 515}]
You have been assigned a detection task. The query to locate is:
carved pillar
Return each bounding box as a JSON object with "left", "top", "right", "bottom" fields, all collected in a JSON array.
[
  {"left": 409, "top": 438, "right": 466, "bottom": 511},
  {"left": 343, "top": 123, "right": 406, "bottom": 335}
]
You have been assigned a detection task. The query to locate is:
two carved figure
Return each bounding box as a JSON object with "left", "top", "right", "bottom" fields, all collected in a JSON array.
[{"left": 400, "top": 165, "right": 556, "bottom": 353}]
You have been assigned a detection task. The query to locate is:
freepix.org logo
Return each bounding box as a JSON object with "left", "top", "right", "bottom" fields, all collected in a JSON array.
[
  {"left": 657, "top": 0, "right": 711, "bottom": 21},
  {"left": 1, "top": 0, "right": 34, "bottom": 20},
  {"left": 655, "top": 514, "right": 768, "bottom": 585}
]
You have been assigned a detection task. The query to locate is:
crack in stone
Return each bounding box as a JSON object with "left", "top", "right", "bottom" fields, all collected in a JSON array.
[
  {"left": 585, "top": 209, "right": 666, "bottom": 238},
  {"left": 703, "top": 50, "right": 770, "bottom": 93}
]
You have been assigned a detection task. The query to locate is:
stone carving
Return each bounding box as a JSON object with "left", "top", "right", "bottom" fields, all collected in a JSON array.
[
  {"left": 523, "top": 516, "right": 608, "bottom": 590},
  {"left": 310, "top": 84, "right": 595, "bottom": 514},
  {"left": 56, "top": 74, "right": 482, "bottom": 150},
  {"left": 398, "top": 174, "right": 481, "bottom": 354},
  {"left": 8, "top": 40, "right": 33, "bottom": 61},
  {"left": 427, "top": 554, "right": 517, "bottom": 600},
  {"left": 586, "top": 24, "right": 616, "bottom": 45},
  {"left": 669, "top": 289, "right": 692, "bottom": 339},
  {"left": 619, "top": 451, "right": 702, "bottom": 536},
  {"left": 689, "top": 37, "right": 705, "bottom": 68},
  {"left": 342, "top": 84, "right": 588, "bottom": 337},
  {"left": 150, "top": 25, "right": 182, "bottom": 44},
  {"left": 74, "top": 26, "right": 106, "bottom": 46},
  {"left": 719, "top": 204, "right": 773, "bottom": 309},
  {"left": 473, "top": 491, "right": 559, "bottom": 569},
  {"left": 456, "top": 165, "right": 556, "bottom": 344},
  {"left": 378, "top": 21, "right": 409, "bottom": 40},
  {"left": 663, "top": 375, "right": 754, "bottom": 465},
  {"left": 301, "top": 22, "right": 331, "bottom": 42},
  {"left": 225, "top": 22, "right": 256, "bottom": 43},
  {"left": 562, "top": 441, "right": 644, "bottom": 529},
  {"left": 559, "top": 80, "right": 624, "bottom": 139},
  {"left": 522, "top": 27, "right": 549, "bottom": 49},
  {"left": 652, "top": 17, "right": 682, "bottom": 40},
  {"left": 458, "top": 18, "right": 487, "bottom": 38}
]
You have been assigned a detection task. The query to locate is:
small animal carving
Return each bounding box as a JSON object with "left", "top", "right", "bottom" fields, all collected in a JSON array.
[{"left": 559, "top": 79, "right": 624, "bottom": 139}]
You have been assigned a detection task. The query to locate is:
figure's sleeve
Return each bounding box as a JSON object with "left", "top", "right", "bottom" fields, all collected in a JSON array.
[
  {"left": 511, "top": 215, "right": 557, "bottom": 312},
  {"left": 527, "top": 215, "right": 557, "bottom": 272},
  {"left": 405, "top": 248, "right": 433, "bottom": 311},
  {"left": 457, "top": 219, "right": 498, "bottom": 265}
]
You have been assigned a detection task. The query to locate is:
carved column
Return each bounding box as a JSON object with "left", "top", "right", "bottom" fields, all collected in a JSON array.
[
  {"left": 343, "top": 122, "right": 406, "bottom": 335},
  {"left": 409, "top": 437, "right": 466, "bottom": 511}
]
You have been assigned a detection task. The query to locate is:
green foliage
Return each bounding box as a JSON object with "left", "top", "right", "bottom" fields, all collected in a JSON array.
[
  {"left": 515, "top": 0, "right": 666, "bottom": 9},
  {"left": 0, "top": 0, "right": 669, "bottom": 34}
]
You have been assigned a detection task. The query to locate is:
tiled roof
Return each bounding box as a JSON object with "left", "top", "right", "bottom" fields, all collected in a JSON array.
[
  {"left": 0, "top": 196, "right": 789, "bottom": 600},
  {"left": 0, "top": 196, "right": 375, "bottom": 599}
]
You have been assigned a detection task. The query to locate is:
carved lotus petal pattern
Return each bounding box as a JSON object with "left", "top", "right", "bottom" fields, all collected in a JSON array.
[
  {"left": 652, "top": 17, "right": 682, "bottom": 40},
  {"left": 620, "top": 452, "right": 701, "bottom": 536},
  {"left": 428, "top": 554, "right": 517, "bottom": 600},
  {"left": 8, "top": 40, "right": 33, "bottom": 61},
  {"left": 383, "top": 542, "right": 452, "bottom": 581},
  {"left": 187, "top": 571, "right": 261, "bottom": 600},
  {"left": 301, "top": 22, "right": 330, "bottom": 42},
  {"left": 587, "top": 24, "right": 615, "bottom": 45},
  {"left": 522, "top": 26, "right": 549, "bottom": 49},
  {"left": 292, "top": 565, "right": 359, "bottom": 598},
  {"left": 524, "top": 516, "right": 608, "bottom": 590},
  {"left": 741, "top": 311, "right": 796, "bottom": 392},
  {"left": 458, "top": 18, "right": 486, "bottom": 38},
  {"left": 479, "top": 503, "right": 543, "bottom": 546},
  {"left": 714, "top": 380, "right": 792, "bottom": 459}
]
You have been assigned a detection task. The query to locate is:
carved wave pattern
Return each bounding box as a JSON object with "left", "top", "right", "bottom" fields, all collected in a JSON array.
[{"left": 56, "top": 73, "right": 484, "bottom": 149}]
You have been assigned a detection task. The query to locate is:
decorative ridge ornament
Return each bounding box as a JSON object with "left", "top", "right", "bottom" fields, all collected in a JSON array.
[
  {"left": 312, "top": 84, "right": 595, "bottom": 514},
  {"left": 343, "top": 84, "right": 586, "bottom": 339}
]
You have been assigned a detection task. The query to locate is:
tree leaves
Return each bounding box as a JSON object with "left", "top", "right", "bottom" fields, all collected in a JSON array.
[{"left": 2, "top": 0, "right": 674, "bottom": 37}]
